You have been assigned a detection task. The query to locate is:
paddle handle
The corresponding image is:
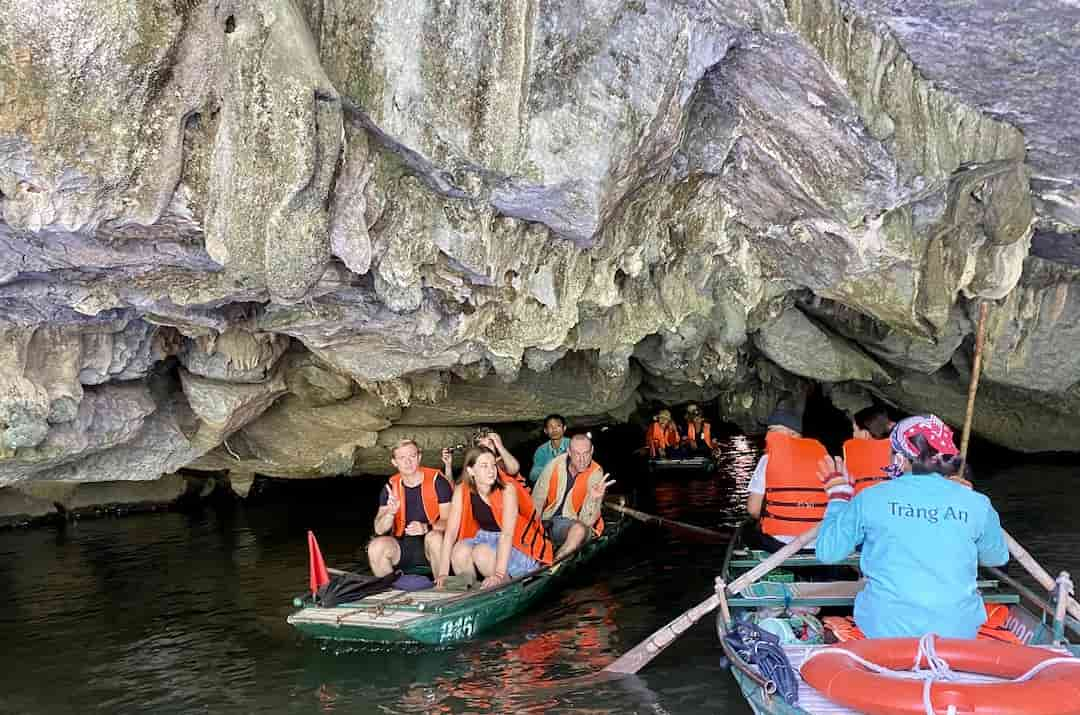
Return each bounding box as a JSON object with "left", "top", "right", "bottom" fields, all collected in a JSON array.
[
  {"left": 725, "top": 524, "right": 821, "bottom": 595},
  {"left": 1005, "top": 531, "right": 1080, "bottom": 622},
  {"left": 958, "top": 301, "right": 989, "bottom": 474}
]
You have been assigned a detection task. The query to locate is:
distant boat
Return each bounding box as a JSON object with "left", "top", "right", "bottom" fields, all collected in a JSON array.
[{"left": 647, "top": 455, "right": 718, "bottom": 475}]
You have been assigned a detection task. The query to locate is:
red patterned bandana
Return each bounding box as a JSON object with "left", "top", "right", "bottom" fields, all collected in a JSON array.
[{"left": 890, "top": 415, "right": 959, "bottom": 460}]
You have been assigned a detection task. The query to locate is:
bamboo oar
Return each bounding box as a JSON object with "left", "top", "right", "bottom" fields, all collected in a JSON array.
[
  {"left": 1002, "top": 532, "right": 1080, "bottom": 622},
  {"left": 603, "top": 524, "right": 820, "bottom": 674},
  {"left": 958, "top": 301, "right": 990, "bottom": 474},
  {"left": 956, "top": 302, "right": 1080, "bottom": 621},
  {"left": 725, "top": 524, "right": 820, "bottom": 596},
  {"left": 604, "top": 500, "right": 731, "bottom": 542}
]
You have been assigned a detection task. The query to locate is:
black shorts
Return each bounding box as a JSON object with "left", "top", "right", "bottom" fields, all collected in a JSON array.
[{"left": 396, "top": 535, "right": 430, "bottom": 574}]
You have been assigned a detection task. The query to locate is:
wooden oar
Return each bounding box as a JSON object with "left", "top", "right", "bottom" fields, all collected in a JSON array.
[
  {"left": 958, "top": 301, "right": 989, "bottom": 474},
  {"left": 956, "top": 303, "right": 1080, "bottom": 621},
  {"left": 1003, "top": 532, "right": 1080, "bottom": 622},
  {"left": 604, "top": 500, "right": 731, "bottom": 543},
  {"left": 603, "top": 524, "right": 820, "bottom": 674}
]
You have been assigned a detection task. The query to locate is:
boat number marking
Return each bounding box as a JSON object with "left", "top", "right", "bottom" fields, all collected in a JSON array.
[{"left": 439, "top": 615, "right": 476, "bottom": 643}]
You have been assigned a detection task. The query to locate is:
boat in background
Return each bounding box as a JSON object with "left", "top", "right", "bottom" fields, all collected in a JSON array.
[
  {"left": 717, "top": 522, "right": 1080, "bottom": 714},
  {"left": 287, "top": 507, "right": 629, "bottom": 646},
  {"left": 647, "top": 455, "right": 717, "bottom": 475}
]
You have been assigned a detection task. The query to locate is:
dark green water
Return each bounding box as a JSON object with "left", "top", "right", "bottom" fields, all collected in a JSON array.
[{"left": 1, "top": 435, "right": 1077, "bottom": 714}]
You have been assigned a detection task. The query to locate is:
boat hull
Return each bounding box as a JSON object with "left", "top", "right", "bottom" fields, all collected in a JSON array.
[
  {"left": 718, "top": 522, "right": 1079, "bottom": 714},
  {"left": 288, "top": 513, "right": 625, "bottom": 645}
]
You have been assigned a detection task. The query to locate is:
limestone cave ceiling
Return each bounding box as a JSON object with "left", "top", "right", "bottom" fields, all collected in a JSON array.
[{"left": 1, "top": 0, "right": 1079, "bottom": 489}]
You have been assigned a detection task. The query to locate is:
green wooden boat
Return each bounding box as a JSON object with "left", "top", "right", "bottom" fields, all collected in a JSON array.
[
  {"left": 717, "top": 522, "right": 1080, "bottom": 714},
  {"left": 287, "top": 508, "right": 628, "bottom": 646}
]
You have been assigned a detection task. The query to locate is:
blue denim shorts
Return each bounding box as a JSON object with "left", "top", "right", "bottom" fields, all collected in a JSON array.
[{"left": 462, "top": 529, "right": 541, "bottom": 577}]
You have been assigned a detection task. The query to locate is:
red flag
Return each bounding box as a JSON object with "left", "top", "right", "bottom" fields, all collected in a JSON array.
[{"left": 308, "top": 530, "right": 330, "bottom": 595}]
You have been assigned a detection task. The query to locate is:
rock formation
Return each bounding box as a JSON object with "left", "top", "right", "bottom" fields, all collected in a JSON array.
[{"left": 2, "top": 0, "right": 1079, "bottom": 516}]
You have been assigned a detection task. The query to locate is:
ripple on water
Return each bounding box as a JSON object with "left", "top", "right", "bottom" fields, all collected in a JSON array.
[{"left": 0, "top": 437, "right": 1076, "bottom": 714}]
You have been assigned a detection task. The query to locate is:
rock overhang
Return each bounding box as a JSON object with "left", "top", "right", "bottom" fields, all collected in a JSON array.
[{"left": 0, "top": 0, "right": 1078, "bottom": 496}]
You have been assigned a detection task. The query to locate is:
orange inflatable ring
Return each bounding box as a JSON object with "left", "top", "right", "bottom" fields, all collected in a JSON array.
[{"left": 800, "top": 636, "right": 1080, "bottom": 715}]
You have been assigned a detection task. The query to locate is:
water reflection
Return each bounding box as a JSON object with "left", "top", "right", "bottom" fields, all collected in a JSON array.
[{"left": 0, "top": 436, "right": 1075, "bottom": 714}]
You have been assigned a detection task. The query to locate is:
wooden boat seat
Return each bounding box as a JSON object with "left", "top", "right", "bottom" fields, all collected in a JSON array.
[
  {"left": 728, "top": 549, "right": 862, "bottom": 569},
  {"left": 729, "top": 579, "right": 1016, "bottom": 608}
]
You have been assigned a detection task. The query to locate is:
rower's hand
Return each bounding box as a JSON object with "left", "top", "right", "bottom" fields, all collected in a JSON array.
[
  {"left": 434, "top": 575, "right": 447, "bottom": 590},
  {"left": 817, "top": 455, "right": 853, "bottom": 503},
  {"left": 480, "top": 574, "right": 507, "bottom": 590},
  {"left": 441, "top": 447, "right": 453, "bottom": 470},
  {"left": 658, "top": 448, "right": 666, "bottom": 458},
  {"left": 403, "top": 520, "right": 428, "bottom": 537},
  {"left": 589, "top": 474, "right": 616, "bottom": 500}
]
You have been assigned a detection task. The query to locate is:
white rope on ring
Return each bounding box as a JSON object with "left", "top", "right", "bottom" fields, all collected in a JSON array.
[{"left": 801, "top": 633, "right": 1080, "bottom": 715}]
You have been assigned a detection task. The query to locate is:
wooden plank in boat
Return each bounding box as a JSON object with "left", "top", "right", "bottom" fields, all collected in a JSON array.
[
  {"left": 728, "top": 550, "right": 861, "bottom": 569},
  {"left": 362, "top": 589, "right": 457, "bottom": 603},
  {"left": 731, "top": 579, "right": 1012, "bottom": 609},
  {"left": 740, "top": 579, "right": 1000, "bottom": 599},
  {"left": 289, "top": 607, "right": 420, "bottom": 627}
]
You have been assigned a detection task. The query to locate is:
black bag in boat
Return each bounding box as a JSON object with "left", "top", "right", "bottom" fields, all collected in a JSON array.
[
  {"left": 316, "top": 571, "right": 399, "bottom": 607},
  {"left": 722, "top": 615, "right": 800, "bottom": 705}
]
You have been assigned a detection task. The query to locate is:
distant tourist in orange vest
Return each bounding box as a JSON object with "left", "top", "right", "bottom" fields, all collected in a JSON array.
[
  {"left": 746, "top": 408, "right": 829, "bottom": 552},
  {"left": 435, "top": 446, "right": 553, "bottom": 589},
  {"left": 532, "top": 433, "right": 615, "bottom": 559},
  {"left": 646, "top": 409, "right": 681, "bottom": 458},
  {"left": 368, "top": 439, "right": 453, "bottom": 576},
  {"left": 843, "top": 405, "right": 896, "bottom": 496},
  {"left": 682, "top": 403, "right": 719, "bottom": 457}
]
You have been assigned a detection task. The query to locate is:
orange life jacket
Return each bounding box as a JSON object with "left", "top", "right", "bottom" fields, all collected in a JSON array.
[
  {"left": 685, "top": 421, "right": 716, "bottom": 449},
  {"left": 544, "top": 458, "right": 605, "bottom": 535},
  {"left": 760, "top": 432, "right": 829, "bottom": 537},
  {"left": 824, "top": 604, "right": 1022, "bottom": 645},
  {"left": 843, "top": 438, "right": 893, "bottom": 495},
  {"left": 459, "top": 481, "right": 553, "bottom": 565},
  {"left": 499, "top": 465, "right": 529, "bottom": 491},
  {"left": 646, "top": 422, "right": 680, "bottom": 457},
  {"left": 389, "top": 467, "right": 447, "bottom": 537}
]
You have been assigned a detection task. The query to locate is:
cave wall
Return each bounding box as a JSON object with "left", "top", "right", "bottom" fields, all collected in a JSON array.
[{"left": 2, "top": 0, "right": 1079, "bottom": 510}]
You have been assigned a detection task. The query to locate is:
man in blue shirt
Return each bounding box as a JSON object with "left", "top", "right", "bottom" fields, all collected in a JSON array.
[
  {"left": 528, "top": 414, "right": 570, "bottom": 485},
  {"left": 816, "top": 414, "right": 1009, "bottom": 639}
]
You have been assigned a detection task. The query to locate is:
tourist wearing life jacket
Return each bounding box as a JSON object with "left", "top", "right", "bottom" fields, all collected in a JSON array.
[
  {"left": 646, "top": 409, "right": 681, "bottom": 458},
  {"left": 529, "top": 413, "right": 571, "bottom": 485},
  {"left": 843, "top": 404, "right": 895, "bottom": 496},
  {"left": 435, "top": 447, "right": 554, "bottom": 589},
  {"left": 746, "top": 408, "right": 829, "bottom": 552},
  {"left": 682, "top": 403, "right": 719, "bottom": 457},
  {"left": 532, "top": 433, "right": 615, "bottom": 559},
  {"left": 368, "top": 439, "right": 453, "bottom": 577},
  {"left": 816, "top": 415, "right": 1009, "bottom": 638}
]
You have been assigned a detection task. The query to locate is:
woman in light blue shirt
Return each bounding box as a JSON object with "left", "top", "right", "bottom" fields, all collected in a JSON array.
[
  {"left": 816, "top": 415, "right": 1009, "bottom": 639},
  {"left": 529, "top": 414, "right": 570, "bottom": 485}
]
